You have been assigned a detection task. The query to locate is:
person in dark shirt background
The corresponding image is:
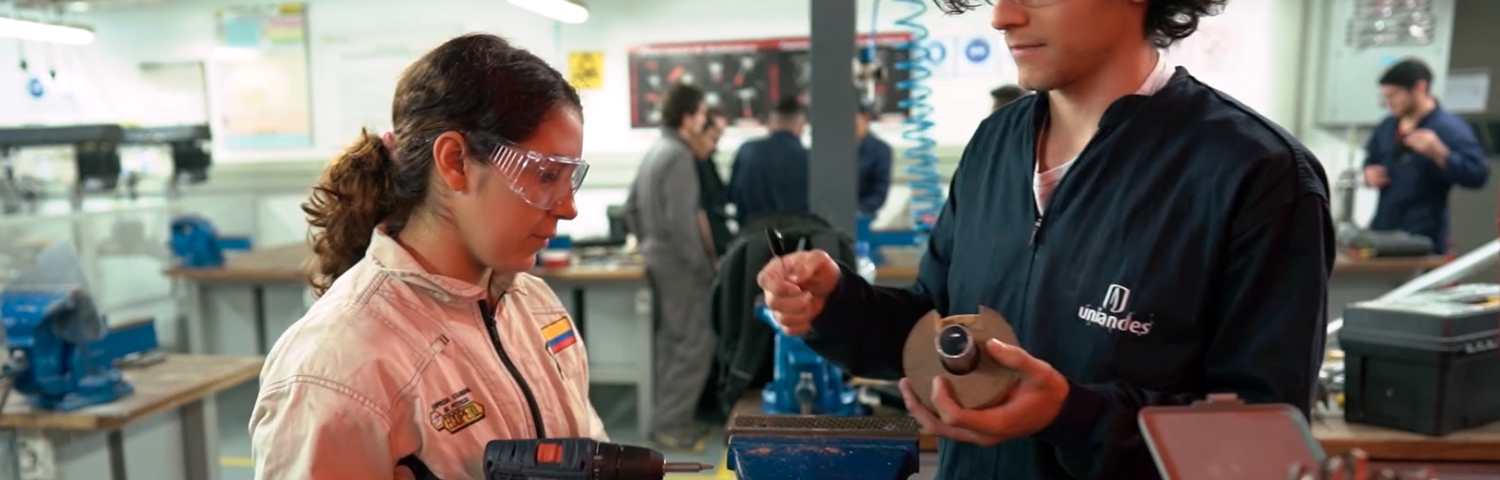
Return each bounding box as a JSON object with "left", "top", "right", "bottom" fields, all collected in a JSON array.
[
  {"left": 1364, "top": 58, "right": 1489, "bottom": 254},
  {"left": 728, "top": 95, "right": 809, "bottom": 225},
  {"left": 856, "top": 104, "right": 894, "bottom": 218},
  {"left": 990, "top": 84, "right": 1029, "bottom": 112},
  {"left": 754, "top": 0, "right": 1333, "bottom": 479},
  {"left": 692, "top": 108, "right": 733, "bottom": 255}
]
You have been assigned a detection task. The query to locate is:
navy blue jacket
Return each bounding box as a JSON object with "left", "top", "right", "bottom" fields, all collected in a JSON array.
[
  {"left": 858, "top": 134, "right": 894, "bottom": 216},
  {"left": 729, "top": 131, "right": 809, "bottom": 225},
  {"left": 804, "top": 68, "right": 1334, "bottom": 480},
  {"left": 1364, "top": 104, "right": 1488, "bottom": 254}
]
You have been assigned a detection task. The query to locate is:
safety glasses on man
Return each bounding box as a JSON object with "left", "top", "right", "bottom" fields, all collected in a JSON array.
[{"left": 479, "top": 133, "right": 589, "bottom": 210}]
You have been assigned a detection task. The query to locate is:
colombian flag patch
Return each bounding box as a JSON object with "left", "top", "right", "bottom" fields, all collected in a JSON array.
[{"left": 542, "top": 316, "right": 577, "bottom": 354}]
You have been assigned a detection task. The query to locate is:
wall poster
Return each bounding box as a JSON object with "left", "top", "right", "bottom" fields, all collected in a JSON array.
[
  {"left": 627, "top": 33, "right": 913, "bottom": 129},
  {"left": 213, "top": 3, "right": 313, "bottom": 149}
]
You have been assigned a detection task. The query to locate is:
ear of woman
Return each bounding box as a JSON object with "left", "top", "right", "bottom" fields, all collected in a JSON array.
[{"left": 432, "top": 132, "right": 471, "bottom": 192}]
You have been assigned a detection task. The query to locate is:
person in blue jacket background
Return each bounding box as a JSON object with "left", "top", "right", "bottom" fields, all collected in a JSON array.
[
  {"left": 855, "top": 104, "right": 894, "bottom": 218},
  {"left": 1364, "top": 58, "right": 1489, "bottom": 254},
  {"left": 754, "top": 0, "right": 1334, "bottom": 479},
  {"left": 728, "top": 96, "right": 809, "bottom": 225}
]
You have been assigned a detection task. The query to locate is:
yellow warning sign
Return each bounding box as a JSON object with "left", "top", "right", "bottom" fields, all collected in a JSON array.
[{"left": 568, "top": 51, "right": 604, "bottom": 90}]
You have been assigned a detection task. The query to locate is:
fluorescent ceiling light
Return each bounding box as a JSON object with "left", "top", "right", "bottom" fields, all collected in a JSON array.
[
  {"left": 0, "top": 17, "right": 95, "bottom": 45},
  {"left": 507, "top": 0, "right": 589, "bottom": 24}
]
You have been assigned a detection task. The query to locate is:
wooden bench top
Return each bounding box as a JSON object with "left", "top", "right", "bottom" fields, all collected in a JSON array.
[
  {"left": 1314, "top": 417, "right": 1500, "bottom": 462},
  {"left": 162, "top": 244, "right": 652, "bottom": 283},
  {"left": 0, "top": 354, "right": 263, "bottom": 431}
]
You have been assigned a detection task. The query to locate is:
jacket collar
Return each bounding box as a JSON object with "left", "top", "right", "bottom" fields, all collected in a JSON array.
[
  {"left": 365, "top": 225, "right": 523, "bottom": 305},
  {"left": 660, "top": 127, "right": 690, "bottom": 147},
  {"left": 1029, "top": 66, "right": 1194, "bottom": 131}
]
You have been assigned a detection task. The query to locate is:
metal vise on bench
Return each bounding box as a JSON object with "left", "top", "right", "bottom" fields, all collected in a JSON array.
[
  {"left": 0, "top": 241, "right": 160, "bottom": 411},
  {"left": 727, "top": 414, "right": 922, "bottom": 480}
]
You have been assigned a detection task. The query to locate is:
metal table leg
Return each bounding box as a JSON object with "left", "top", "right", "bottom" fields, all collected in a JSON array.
[
  {"left": 107, "top": 431, "right": 126, "bottom": 480},
  {"left": 181, "top": 399, "right": 222, "bottom": 480},
  {"left": 634, "top": 284, "right": 655, "bottom": 434},
  {"left": 178, "top": 279, "right": 211, "bottom": 355},
  {"left": 252, "top": 285, "right": 269, "bottom": 355},
  {"left": 0, "top": 430, "right": 20, "bottom": 480}
]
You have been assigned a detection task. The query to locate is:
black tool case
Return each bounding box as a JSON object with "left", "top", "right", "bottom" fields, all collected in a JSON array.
[{"left": 1339, "top": 284, "right": 1500, "bottom": 436}]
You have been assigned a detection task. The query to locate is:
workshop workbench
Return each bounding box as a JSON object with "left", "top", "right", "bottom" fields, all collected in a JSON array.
[
  {"left": 163, "top": 244, "right": 661, "bottom": 430},
  {"left": 0, "top": 354, "right": 262, "bottom": 480},
  {"left": 1314, "top": 418, "right": 1500, "bottom": 464},
  {"left": 162, "top": 244, "right": 658, "bottom": 354},
  {"left": 731, "top": 391, "right": 1499, "bottom": 474}
]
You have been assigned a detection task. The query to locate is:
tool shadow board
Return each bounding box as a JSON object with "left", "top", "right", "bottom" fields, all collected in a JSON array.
[{"left": 628, "top": 33, "right": 913, "bottom": 129}]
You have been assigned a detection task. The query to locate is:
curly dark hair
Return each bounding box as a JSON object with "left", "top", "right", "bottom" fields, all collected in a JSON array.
[{"left": 932, "top": 0, "right": 1227, "bottom": 48}]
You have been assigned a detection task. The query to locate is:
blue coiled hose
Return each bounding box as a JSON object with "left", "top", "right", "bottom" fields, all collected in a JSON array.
[{"left": 882, "top": 0, "right": 943, "bottom": 241}]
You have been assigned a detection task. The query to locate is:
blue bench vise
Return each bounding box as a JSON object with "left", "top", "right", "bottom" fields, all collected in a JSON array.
[
  {"left": 757, "top": 306, "right": 862, "bottom": 416},
  {"left": 854, "top": 217, "right": 918, "bottom": 266},
  {"left": 0, "top": 241, "right": 160, "bottom": 411},
  {"left": 727, "top": 415, "right": 922, "bottom": 480},
  {"left": 169, "top": 215, "right": 252, "bottom": 268}
]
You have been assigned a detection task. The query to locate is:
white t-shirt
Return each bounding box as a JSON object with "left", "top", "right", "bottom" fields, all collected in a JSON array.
[{"left": 1034, "top": 55, "right": 1175, "bottom": 213}]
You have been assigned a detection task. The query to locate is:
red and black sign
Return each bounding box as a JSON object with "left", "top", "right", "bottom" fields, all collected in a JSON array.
[{"left": 628, "top": 33, "right": 913, "bottom": 128}]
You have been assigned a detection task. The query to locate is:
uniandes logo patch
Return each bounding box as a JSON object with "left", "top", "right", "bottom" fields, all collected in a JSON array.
[
  {"left": 541, "top": 316, "right": 577, "bottom": 354},
  {"left": 429, "top": 388, "right": 486, "bottom": 434}
]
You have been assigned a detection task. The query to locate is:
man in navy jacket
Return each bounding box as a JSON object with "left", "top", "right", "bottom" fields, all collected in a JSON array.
[
  {"left": 729, "top": 96, "right": 809, "bottom": 225},
  {"left": 1364, "top": 58, "right": 1489, "bottom": 254},
  {"left": 755, "top": 1, "right": 1334, "bottom": 479},
  {"left": 856, "top": 105, "right": 894, "bottom": 218}
]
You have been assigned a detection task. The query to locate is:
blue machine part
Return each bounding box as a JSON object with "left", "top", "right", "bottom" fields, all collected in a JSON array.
[
  {"left": 757, "top": 306, "right": 863, "bottom": 416},
  {"left": 170, "top": 215, "right": 253, "bottom": 268},
  {"left": 1, "top": 288, "right": 159, "bottom": 411},
  {"left": 886, "top": 0, "right": 944, "bottom": 245},
  {"left": 727, "top": 416, "right": 921, "bottom": 480},
  {"left": 855, "top": 217, "right": 919, "bottom": 266}
]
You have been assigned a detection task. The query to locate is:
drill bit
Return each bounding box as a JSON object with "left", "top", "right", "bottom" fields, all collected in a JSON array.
[
  {"left": 664, "top": 462, "right": 716, "bottom": 473},
  {"left": 766, "top": 228, "right": 791, "bottom": 279}
]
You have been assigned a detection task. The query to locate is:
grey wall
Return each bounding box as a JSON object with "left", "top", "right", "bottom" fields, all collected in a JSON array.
[{"left": 1443, "top": 0, "right": 1498, "bottom": 279}]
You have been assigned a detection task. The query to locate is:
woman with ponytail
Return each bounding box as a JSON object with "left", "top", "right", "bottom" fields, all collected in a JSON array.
[{"left": 249, "top": 33, "right": 604, "bottom": 480}]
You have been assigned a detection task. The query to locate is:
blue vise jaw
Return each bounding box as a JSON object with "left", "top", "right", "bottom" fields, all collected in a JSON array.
[{"left": 726, "top": 415, "right": 922, "bottom": 480}]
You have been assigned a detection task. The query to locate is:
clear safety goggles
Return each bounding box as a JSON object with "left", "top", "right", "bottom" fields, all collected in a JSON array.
[{"left": 484, "top": 138, "right": 589, "bottom": 210}]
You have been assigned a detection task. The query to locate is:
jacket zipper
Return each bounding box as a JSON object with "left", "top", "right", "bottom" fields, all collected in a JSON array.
[
  {"left": 478, "top": 300, "right": 548, "bottom": 438},
  {"left": 1022, "top": 117, "right": 1111, "bottom": 324}
]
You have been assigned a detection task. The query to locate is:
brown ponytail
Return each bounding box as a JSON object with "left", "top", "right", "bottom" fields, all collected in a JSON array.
[{"left": 303, "top": 129, "right": 396, "bottom": 297}]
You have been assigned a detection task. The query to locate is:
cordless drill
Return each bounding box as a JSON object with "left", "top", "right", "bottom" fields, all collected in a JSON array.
[{"left": 484, "top": 438, "right": 715, "bottom": 480}]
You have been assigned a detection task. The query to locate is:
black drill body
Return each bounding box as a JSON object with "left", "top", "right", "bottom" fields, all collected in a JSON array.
[{"left": 484, "top": 438, "right": 711, "bottom": 480}]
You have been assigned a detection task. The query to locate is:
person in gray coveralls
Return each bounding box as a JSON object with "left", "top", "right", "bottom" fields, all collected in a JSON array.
[{"left": 623, "top": 83, "right": 718, "bottom": 452}]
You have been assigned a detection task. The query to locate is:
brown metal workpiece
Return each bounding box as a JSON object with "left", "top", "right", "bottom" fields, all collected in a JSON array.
[{"left": 902, "top": 306, "right": 1022, "bottom": 414}]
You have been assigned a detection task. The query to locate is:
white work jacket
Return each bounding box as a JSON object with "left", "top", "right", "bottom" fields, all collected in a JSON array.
[{"left": 250, "top": 226, "right": 607, "bottom": 480}]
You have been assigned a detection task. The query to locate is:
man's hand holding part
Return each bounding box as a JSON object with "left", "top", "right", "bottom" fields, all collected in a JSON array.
[{"left": 901, "top": 339, "right": 1070, "bottom": 446}]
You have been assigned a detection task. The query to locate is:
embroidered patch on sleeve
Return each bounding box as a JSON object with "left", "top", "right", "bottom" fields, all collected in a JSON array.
[
  {"left": 541, "top": 316, "right": 577, "bottom": 354},
  {"left": 428, "top": 388, "right": 486, "bottom": 434}
]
